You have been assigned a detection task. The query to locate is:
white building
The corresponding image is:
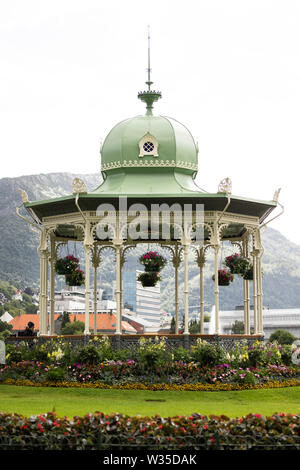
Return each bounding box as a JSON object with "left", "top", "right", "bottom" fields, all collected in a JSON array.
[
  {"left": 0, "top": 311, "right": 13, "bottom": 323},
  {"left": 136, "top": 274, "right": 161, "bottom": 329},
  {"left": 121, "top": 311, "right": 159, "bottom": 333},
  {"left": 210, "top": 306, "right": 300, "bottom": 339},
  {"left": 53, "top": 288, "right": 116, "bottom": 314},
  {"left": 122, "top": 270, "right": 162, "bottom": 331}
]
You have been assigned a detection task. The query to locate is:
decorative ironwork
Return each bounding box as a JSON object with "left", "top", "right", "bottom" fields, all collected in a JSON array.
[{"left": 218, "top": 177, "right": 232, "bottom": 194}]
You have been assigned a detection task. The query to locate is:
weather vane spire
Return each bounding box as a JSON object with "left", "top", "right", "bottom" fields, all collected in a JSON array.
[
  {"left": 146, "top": 25, "right": 152, "bottom": 90},
  {"left": 138, "top": 26, "right": 162, "bottom": 115}
]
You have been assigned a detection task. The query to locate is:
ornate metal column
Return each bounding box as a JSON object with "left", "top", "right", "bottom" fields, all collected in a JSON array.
[
  {"left": 181, "top": 235, "right": 190, "bottom": 336},
  {"left": 242, "top": 236, "right": 250, "bottom": 335},
  {"left": 195, "top": 247, "right": 206, "bottom": 334},
  {"left": 213, "top": 244, "right": 220, "bottom": 334},
  {"left": 83, "top": 221, "right": 94, "bottom": 336},
  {"left": 253, "top": 228, "right": 264, "bottom": 335},
  {"left": 172, "top": 244, "right": 182, "bottom": 335},
  {"left": 49, "top": 234, "right": 56, "bottom": 335},
  {"left": 251, "top": 248, "right": 258, "bottom": 335},
  {"left": 257, "top": 250, "right": 264, "bottom": 335},
  {"left": 191, "top": 245, "right": 207, "bottom": 334},
  {"left": 91, "top": 246, "right": 101, "bottom": 335},
  {"left": 38, "top": 229, "right": 49, "bottom": 336},
  {"left": 113, "top": 233, "right": 124, "bottom": 336},
  {"left": 84, "top": 244, "right": 92, "bottom": 335}
]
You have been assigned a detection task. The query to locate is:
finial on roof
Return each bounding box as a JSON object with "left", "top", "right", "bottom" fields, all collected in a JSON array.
[
  {"left": 72, "top": 177, "right": 87, "bottom": 194},
  {"left": 19, "top": 189, "right": 29, "bottom": 203},
  {"left": 218, "top": 178, "right": 232, "bottom": 194},
  {"left": 138, "top": 26, "right": 161, "bottom": 115}
]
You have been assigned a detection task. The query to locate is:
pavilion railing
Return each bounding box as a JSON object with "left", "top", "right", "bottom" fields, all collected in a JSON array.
[{"left": 5, "top": 333, "right": 263, "bottom": 351}]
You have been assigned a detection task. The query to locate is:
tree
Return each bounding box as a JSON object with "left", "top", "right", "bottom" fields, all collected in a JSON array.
[
  {"left": 0, "top": 320, "right": 12, "bottom": 340},
  {"left": 60, "top": 321, "right": 85, "bottom": 335},
  {"left": 169, "top": 316, "right": 175, "bottom": 334},
  {"left": 231, "top": 320, "right": 244, "bottom": 334},
  {"left": 61, "top": 312, "right": 70, "bottom": 329},
  {"left": 0, "top": 320, "right": 12, "bottom": 334},
  {"left": 24, "top": 287, "right": 34, "bottom": 296},
  {"left": 189, "top": 319, "right": 201, "bottom": 333},
  {"left": 231, "top": 320, "right": 254, "bottom": 335},
  {"left": 269, "top": 329, "right": 297, "bottom": 345}
]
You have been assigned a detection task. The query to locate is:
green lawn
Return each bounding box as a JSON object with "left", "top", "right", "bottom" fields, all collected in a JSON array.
[{"left": 0, "top": 385, "right": 300, "bottom": 418}]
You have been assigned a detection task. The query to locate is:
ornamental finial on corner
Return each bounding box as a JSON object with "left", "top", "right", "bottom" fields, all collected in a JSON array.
[
  {"left": 72, "top": 178, "right": 87, "bottom": 194},
  {"left": 218, "top": 177, "right": 232, "bottom": 194},
  {"left": 272, "top": 188, "right": 281, "bottom": 203},
  {"left": 19, "top": 189, "right": 29, "bottom": 204}
]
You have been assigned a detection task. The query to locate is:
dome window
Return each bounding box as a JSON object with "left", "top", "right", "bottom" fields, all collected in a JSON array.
[
  {"left": 143, "top": 141, "right": 154, "bottom": 153},
  {"left": 139, "top": 132, "right": 159, "bottom": 158}
]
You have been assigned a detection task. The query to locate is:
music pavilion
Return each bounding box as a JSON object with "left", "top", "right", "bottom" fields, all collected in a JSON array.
[{"left": 17, "top": 66, "right": 281, "bottom": 346}]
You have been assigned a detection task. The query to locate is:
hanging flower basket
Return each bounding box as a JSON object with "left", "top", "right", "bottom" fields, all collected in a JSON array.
[
  {"left": 139, "top": 251, "right": 167, "bottom": 272},
  {"left": 212, "top": 269, "right": 234, "bottom": 286},
  {"left": 243, "top": 265, "right": 253, "bottom": 281},
  {"left": 55, "top": 255, "right": 79, "bottom": 275},
  {"left": 65, "top": 268, "right": 85, "bottom": 286},
  {"left": 224, "top": 253, "right": 250, "bottom": 276},
  {"left": 137, "top": 272, "right": 161, "bottom": 287}
]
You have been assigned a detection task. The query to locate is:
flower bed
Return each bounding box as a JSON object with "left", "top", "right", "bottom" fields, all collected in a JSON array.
[
  {"left": 1, "top": 336, "right": 299, "bottom": 390},
  {"left": 0, "top": 411, "right": 299, "bottom": 450}
]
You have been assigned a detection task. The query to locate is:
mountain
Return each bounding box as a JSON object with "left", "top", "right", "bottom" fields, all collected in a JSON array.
[
  {"left": 0, "top": 173, "right": 101, "bottom": 287},
  {"left": 0, "top": 172, "right": 300, "bottom": 313}
]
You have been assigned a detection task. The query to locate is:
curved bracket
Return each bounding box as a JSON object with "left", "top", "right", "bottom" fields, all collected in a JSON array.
[
  {"left": 16, "top": 205, "right": 42, "bottom": 233},
  {"left": 260, "top": 200, "right": 284, "bottom": 230}
]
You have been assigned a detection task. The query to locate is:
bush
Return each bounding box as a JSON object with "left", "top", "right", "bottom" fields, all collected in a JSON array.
[
  {"left": 60, "top": 321, "right": 85, "bottom": 335},
  {"left": 45, "top": 367, "right": 65, "bottom": 382},
  {"left": 28, "top": 347, "right": 48, "bottom": 363},
  {"left": 137, "top": 336, "right": 170, "bottom": 368},
  {"left": 73, "top": 344, "right": 101, "bottom": 365},
  {"left": 191, "top": 340, "right": 225, "bottom": 367},
  {"left": 5, "top": 348, "right": 23, "bottom": 364},
  {"left": 280, "top": 344, "right": 294, "bottom": 366},
  {"left": 73, "top": 337, "right": 114, "bottom": 364},
  {"left": 0, "top": 412, "right": 299, "bottom": 450},
  {"left": 269, "top": 329, "right": 297, "bottom": 345},
  {"left": 233, "top": 370, "right": 258, "bottom": 385},
  {"left": 172, "top": 346, "right": 193, "bottom": 362},
  {"left": 247, "top": 348, "right": 265, "bottom": 367}
]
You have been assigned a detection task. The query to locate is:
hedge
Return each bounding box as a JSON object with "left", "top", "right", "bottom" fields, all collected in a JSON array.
[{"left": 0, "top": 411, "right": 299, "bottom": 450}]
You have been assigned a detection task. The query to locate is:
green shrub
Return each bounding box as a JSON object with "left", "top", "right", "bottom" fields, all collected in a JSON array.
[
  {"left": 28, "top": 347, "right": 48, "bottom": 363},
  {"left": 269, "top": 329, "right": 297, "bottom": 345},
  {"left": 191, "top": 340, "right": 225, "bottom": 367},
  {"left": 247, "top": 348, "right": 265, "bottom": 367},
  {"left": 73, "top": 344, "right": 101, "bottom": 365},
  {"left": 137, "top": 336, "right": 170, "bottom": 368},
  {"left": 233, "top": 370, "right": 258, "bottom": 385},
  {"left": 45, "top": 367, "right": 65, "bottom": 382},
  {"left": 172, "top": 346, "right": 193, "bottom": 362},
  {"left": 60, "top": 321, "right": 85, "bottom": 335},
  {"left": 280, "top": 345, "right": 294, "bottom": 366},
  {"left": 72, "top": 337, "right": 114, "bottom": 364},
  {"left": 5, "top": 348, "right": 23, "bottom": 364}
]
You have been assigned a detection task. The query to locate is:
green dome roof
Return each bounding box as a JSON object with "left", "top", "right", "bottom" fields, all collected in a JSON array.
[
  {"left": 94, "top": 69, "right": 203, "bottom": 196},
  {"left": 100, "top": 114, "right": 198, "bottom": 176}
]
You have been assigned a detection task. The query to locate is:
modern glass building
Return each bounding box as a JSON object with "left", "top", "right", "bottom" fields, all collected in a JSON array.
[{"left": 123, "top": 270, "right": 161, "bottom": 329}]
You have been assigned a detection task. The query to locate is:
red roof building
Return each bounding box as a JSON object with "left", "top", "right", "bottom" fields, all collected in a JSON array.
[{"left": 9, "top": 313, "right": 137, "bottom": 335}]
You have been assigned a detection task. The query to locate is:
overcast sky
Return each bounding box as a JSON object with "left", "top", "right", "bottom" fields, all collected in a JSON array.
[{"left": 1, "top": 1, "right": 300, "bottom": 244}]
